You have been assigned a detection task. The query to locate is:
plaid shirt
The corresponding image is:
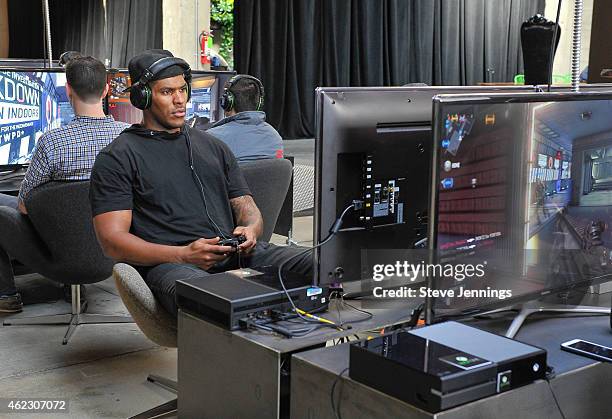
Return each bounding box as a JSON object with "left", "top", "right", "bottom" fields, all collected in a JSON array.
[{"left": 18, "top": 115, "right": 129, "bottom": 201}]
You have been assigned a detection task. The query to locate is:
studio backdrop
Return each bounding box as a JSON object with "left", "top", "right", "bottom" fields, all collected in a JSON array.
[
  {"left": 235, "top": 0, "right": 545, "bottom": 138},
  {"left": 7, "top": 0, "right": 162, "bottom": 68}
]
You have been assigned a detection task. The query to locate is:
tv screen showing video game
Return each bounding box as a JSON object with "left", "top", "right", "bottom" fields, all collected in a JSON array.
[
  {"left": 430, "top": 92, "right": 612, "bottom": 319},
  {"left": 0, "top": 70, "right": 73, "bottom": 167}
]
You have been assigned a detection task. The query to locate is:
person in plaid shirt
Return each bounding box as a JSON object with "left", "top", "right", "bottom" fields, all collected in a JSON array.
[{"left": 0, "top": 56, "right": 128, "bottom": 313}]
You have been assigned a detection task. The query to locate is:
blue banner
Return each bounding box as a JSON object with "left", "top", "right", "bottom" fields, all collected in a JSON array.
[{"left": 0, "top": 71, "right": 71, "bottom": 165}]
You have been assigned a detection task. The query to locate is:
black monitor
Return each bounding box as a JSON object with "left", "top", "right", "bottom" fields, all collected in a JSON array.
[
  {"left": 105, "top": 69, "right": 235, "bottom": 126},
  {"left": 0, "top": 68, "right": 74, "bottom": 170},
  {"left": 427, "top": 91, "right": 612, "bottom": 323},
  {"left": 313, "top": 85, "right": 559, "bottom": 289}
]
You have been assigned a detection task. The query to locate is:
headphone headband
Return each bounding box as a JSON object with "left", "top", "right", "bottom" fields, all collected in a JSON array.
[{"left": 135, "top": 56, "right": 191, "bottom": 87}]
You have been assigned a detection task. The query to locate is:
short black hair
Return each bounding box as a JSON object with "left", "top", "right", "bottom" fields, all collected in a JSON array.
[
  {"left": 230, "top": 77, "right": 263, "bottom": 112},
  {"left": 65, "top": 56, "right": 107, "bottom": 103}
]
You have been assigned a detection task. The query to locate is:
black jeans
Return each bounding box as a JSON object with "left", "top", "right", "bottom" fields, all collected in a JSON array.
[
  {"left": 0, "top": 194, "right": 19, "bottom": 295},
  {"left": 0, "top": 206, "right": 51, "bottom": 296},
  {"left": 0, "top": 193, "right": 18, "bottom": 210},
  {"left": 140, "top": 242, "right": 313, "bottom": 317}
]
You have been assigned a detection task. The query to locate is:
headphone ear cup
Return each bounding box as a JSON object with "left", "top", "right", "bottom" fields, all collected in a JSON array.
[
  {"left": 220, "top": 90, "right": 233, "bottom": 111},
  {"left": 129, "top": 85, "right": 144, "bottom": 110},
  {"left": 129, "top": 84, "right": 152, "bottom": 110}
]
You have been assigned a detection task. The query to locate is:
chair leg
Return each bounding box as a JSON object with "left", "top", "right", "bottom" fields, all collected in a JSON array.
[
  {"left": 129, "top": 398, "right": 177, "bottom": 419},
  {"left": 3, "top": 313, "right": 73, "bottom": 326},
  {"left": 147, "top": 374, "right": 178, "bottom": 394},
  {"left": 62, "top": 315, "right": 79, "bottom": 345},
  {"left": 4, "top": 285, "right": 133, "bottom": 345}
]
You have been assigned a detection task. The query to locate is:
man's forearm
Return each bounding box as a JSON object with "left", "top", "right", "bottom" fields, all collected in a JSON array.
[
  {"left": 230, "top": 195, "right": 263, "bottom": 237},
  {"left": 100, "top": 231, "right": 183, "bottom": 266}
]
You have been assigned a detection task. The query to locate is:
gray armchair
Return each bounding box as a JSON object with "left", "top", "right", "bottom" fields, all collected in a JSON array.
[
  {"left": 0, "top": 181, "right": 132, "bottom": 344},
  {"left": 240, "top": 158, "right": 293, "bottom": 242},
  {"left": 113, "top": 263, "right": 177, "bottom": 418}
]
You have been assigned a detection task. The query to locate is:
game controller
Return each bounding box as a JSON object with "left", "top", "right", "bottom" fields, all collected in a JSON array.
[{"left": 218, "top": 235, "right": 247, "bottom": 248}]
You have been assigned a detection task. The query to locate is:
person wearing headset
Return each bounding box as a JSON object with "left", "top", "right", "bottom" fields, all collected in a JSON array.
[
  {"left": 0, "top": 55, "right": 129, "bottom": 313},
  {"left": 89, "top": 50, "right": 311, "bottom": 317},
  {"left": 206, "top": 74, "right": 283, "bottom": 163}
]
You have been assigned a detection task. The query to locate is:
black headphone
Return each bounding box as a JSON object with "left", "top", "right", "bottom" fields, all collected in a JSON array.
[
  {"left": 219, "top": 74, "right": 264, "bottom": 112},
  {"left": 58, "top": 51, "right": 83, "bottom": 67},
  {"left": 129, "top": 57, "right": 192, "bottom": 110}
]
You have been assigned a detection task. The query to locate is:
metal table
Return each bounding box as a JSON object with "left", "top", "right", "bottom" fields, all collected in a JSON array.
[
  {"left": 291, "top": 315, "right": 612, "bottom": 419},
  {"left": 178, "top": 300, "right": 418, "bottom": 418}
]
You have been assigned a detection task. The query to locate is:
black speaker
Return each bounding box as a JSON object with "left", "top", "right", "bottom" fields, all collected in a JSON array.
[{"left": 521, "top": 14, "right": 561, "bottom": 85}]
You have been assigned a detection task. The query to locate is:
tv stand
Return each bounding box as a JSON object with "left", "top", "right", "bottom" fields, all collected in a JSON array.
[{"left": 481, "top": 300, "right": 610, "bottom": 338}]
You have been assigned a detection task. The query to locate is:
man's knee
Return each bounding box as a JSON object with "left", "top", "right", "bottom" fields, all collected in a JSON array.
[
  {"left": 144, "top": 263, "right": 210, "bottom": 317},
  {"left": 146, "top": 263, "right": 208, "bottom": 290},
  {"left": 252, "top": 242, "right": 314, "bottom": 277}
]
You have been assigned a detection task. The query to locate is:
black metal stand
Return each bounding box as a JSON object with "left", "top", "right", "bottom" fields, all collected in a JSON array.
[{"left": 3, "top": 285, "right": 133, "bottom": 344}]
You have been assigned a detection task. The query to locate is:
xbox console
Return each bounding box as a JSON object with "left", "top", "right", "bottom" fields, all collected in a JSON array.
[
  {"left": 176, "top": 266, "right": 327, "bottom": 330},
  {"left": 349, "top": 321, "right": 547, "bottom": 412}
]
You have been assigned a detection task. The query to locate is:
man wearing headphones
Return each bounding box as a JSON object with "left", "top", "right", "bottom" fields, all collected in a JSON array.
[
  {"left": 0, "top": 56, "right": 128, "bottom": 313},
  {"left": 207, "top": 74, "right": 284, "bottom": 162},
  {"left": 89, "top": 50, "right": 311, "bottom": 317}
]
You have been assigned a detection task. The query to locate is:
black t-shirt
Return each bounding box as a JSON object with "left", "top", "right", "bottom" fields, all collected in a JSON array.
[{"left": 89, "top": 125, "right": 251, "bottom": 246}]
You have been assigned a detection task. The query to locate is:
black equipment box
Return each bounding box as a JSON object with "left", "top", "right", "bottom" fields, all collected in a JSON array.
[
  {"left": 350, "top": 321, "right": 546, "bottom": 412},
  {"left": 176, "top": 266, "right": 327, "bottom": 330}
]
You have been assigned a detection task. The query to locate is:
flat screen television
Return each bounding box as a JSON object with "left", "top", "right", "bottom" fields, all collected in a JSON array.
[
  {"left": 314, "top": 85, "right": 566, "bottom": 291},
  {"left": 0, "top": 68, "right": 74, "bottom": 170},
  {"left": 427, "top": 91, "right": 612, "bottom": 327}
]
